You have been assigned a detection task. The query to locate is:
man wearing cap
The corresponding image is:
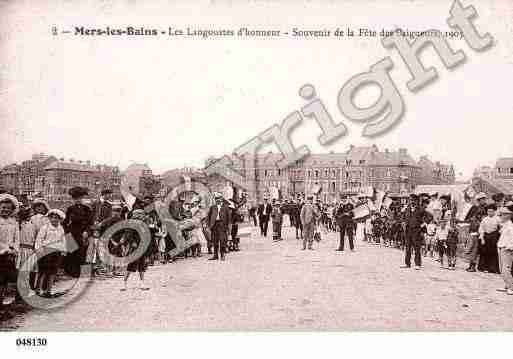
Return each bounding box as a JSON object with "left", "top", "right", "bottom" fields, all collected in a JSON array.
[
  {"left": 464, "top": 192, "right": 488, "bottom": 272},
  {"left": 257, "top": 197, "right": 272, "bottom": 237},
  {"left": 92, "top": 189, "right": 113, "bottom": 225},
  {"left": 207, "top": 192, "right": 231, "bottom": 261},
  {"left": 401, "top": 194, "right": 432, "bottom": 270},
  {"left": 62, "top": 186, "right": 94, "bottom": 278},
  {"left": 335, "top": 194, "right": 355, "bottom": 252},
  {"left": 496, "top": 205, "right": 513, "bottom": 295}
]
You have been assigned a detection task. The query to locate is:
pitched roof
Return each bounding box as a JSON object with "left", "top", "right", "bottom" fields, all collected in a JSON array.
[
  {"left": 0, "top": 164, "right": 20, "bottom": 174},
  {"left": 44, "top": 160, "right": 96, "bottom": 172},
  {"left": 368, "top": 150, "right": 418, "bottom": 167}
]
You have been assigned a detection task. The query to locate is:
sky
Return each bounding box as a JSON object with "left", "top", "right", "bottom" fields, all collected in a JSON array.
[{"left": 1, "top": 0, "right": 512, "bottom": 181}]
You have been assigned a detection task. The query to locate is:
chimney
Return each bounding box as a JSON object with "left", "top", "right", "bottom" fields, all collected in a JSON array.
[
  {"left": 69, "top": 158, "right": 74, "bottom": 162},
  {"left": 399, "top": 148, "right": 407, "bottom": 155}
]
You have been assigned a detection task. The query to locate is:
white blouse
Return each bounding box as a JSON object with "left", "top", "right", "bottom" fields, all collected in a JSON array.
[
  {"left": 498, "top": 221, "right": 513, "bottom": 250},
  {"left": 35, "top": 223, "right": 66, "bottom": 252},
  {"left": 0, "top": 216, "right": 20, "bottom": 254},
  {"left": 30, "top": 214, "right": 50, "bottom": 234}
]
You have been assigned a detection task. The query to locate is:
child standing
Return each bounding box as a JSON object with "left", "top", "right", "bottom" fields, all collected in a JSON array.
[
  {"left": 364, "top": 215, "right": 373, "bottom": 243},
  {"left": 17, "top": 207, "right": 38, "bottom": 292},
  {"left": 435, "top": 219, "right": 450, "bottom": 268},
  {"left": 120, "top": 210, "right": 151, "bottom": 291},
  {"left": 425, "top": 219, "right": 437, "bottom": 258},
  {"left": 34, "top": 209, "right": 66, "bottom": 298},
  {"left": 0, "top": 194, "right": 20, "bottom": 307},
  {"left": 30, "top": 199, "right": 50, "bottom": 232},
  {"left": 446, "top": 221, "right": 459, "bottom": 270},
  {"left": 85, "top": 225, "right": 101, "bottom": 278}
]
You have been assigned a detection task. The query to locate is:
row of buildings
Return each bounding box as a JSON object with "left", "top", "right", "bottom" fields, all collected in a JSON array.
[
  {"left": 205, "top": 145, "right": 455, "bottom": 203},
  {"left": 472, "top": 158, "right": 513, "bottom": 196},
  {"left": 0, "top": 146, "right": 456, "bottom": 203},
  {"left": 0, "top": 153, "right": 123, "bottom": 201}
]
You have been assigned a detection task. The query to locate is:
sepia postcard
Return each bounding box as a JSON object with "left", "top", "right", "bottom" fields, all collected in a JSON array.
[{"left": 1, "top": 0, "right": 513, "bottom": 357}]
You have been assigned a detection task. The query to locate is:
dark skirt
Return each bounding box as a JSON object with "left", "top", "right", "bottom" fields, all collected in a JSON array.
[
  {"left": 38, "top": 252, "right": 62, "bottom": 275},
  {"left": 0, "top": 254, "right": 16, "bottom": 284},
  {"left": 478, "top": 231, "right": 500, "bottom": 273},
  {"left": 127, "top": 256, "right": 147, "bottom": 273}
]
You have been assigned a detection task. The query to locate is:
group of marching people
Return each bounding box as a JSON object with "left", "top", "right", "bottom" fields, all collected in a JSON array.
[
  {"left": 356, "top": 190, "right": 513, "bottom": 295},
  {"left": 250, "top": 189, "right": 513, "bottom": 296}
]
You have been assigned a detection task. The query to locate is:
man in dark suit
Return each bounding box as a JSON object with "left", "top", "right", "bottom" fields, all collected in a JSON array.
[
  {"left": 207, "top": 192, "right": 231, "bottom": 261},
  {"left": 401, "top": 194, "right": 432, "bottom": 270},
  {"left": 92, "top": 189, "right": 113, "bottom": 225},
  {"left": 257, "top": 197, "right": 272, "bottom": 237},
  {"left": 335, "top": 194, "right": 355, "bottom": 251},
  {"left": 63, "top": 186, "right": 94, "bottom": 278}
]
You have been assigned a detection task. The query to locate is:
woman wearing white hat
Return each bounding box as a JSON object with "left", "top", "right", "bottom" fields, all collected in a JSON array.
[{"left": 0, "top": 193, "right": 20, "bottom": 307}]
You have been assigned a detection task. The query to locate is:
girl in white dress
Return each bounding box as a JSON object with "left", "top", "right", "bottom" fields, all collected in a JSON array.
[
  {"left": 17, "top": 207, "right": 38, "bottom": 291},
  {"left": 35, "top": 209, "right": 66, "bottom": 297},
  {"left": 0, "top": 194, "right": 20, "bottom": 307}
]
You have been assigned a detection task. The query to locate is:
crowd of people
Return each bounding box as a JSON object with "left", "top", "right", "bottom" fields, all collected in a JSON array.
[
  {"left": 2, "top": 184, "right": 513, "bottom": 312},
  {"left": 247, "top": 190, "right": 513, "bottom": 296},
  {"left": 0, "top": 185, "right": 248, "bottom": 309}
]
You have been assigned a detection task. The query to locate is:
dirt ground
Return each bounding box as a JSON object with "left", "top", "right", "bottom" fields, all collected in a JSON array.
[{"left": 3, "top": 224, "right": 513, "bottom": 331}]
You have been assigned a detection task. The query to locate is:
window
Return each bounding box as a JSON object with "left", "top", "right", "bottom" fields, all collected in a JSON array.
[
  {"left": 264, "top": 170, "right": 268, "bottom": 177},
  {"left": 359, "top": 160, "right": 365, "bottom": 165},
  {"left": 346, "top": 160, "right": 352, "bottom": 166},
  {"left": 315, "top": 170, "right": 319, "bottom": 178},
  {"left": 278, "top": 169, "right": 282, "bottom": 176}
]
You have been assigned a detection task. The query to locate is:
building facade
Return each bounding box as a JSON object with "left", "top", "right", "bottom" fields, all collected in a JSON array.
[
  {"left": 204, "top": 145, "right": 455, "bottom": 204},
  {"left": 472, "top": 158, "right": 513, "bottom": 197},
  {"left": 0, "top": 154, "right": 122, "bottom": 201},
  {"left": 495, "top": 158, "right": 513, "bottom": 179},
  {"left": 0, "top": 164, "right": 21, "bottom": 195}
]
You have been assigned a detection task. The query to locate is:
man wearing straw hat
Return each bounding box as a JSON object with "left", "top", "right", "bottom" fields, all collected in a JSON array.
[{"left": 496, "top": 204, "right": 513, "bottom": 295}]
